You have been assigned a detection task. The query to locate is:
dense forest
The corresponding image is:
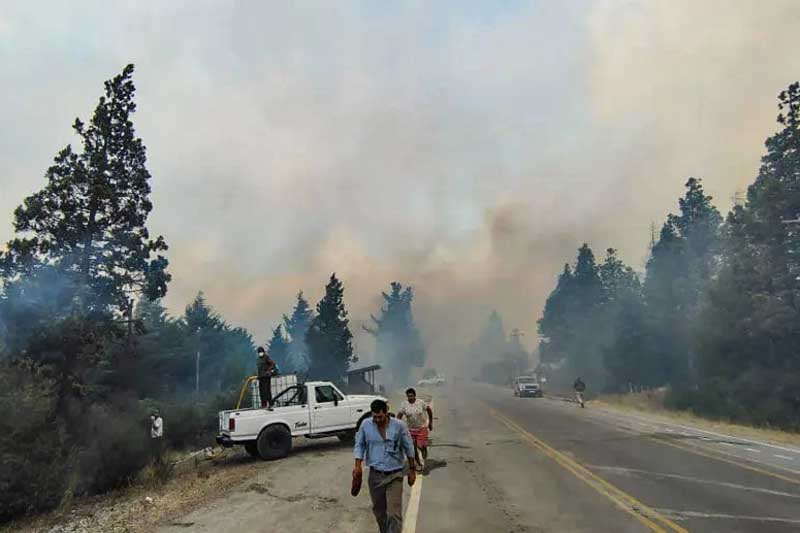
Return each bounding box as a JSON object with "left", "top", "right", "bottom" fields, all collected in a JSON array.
[
  {"left": 0, "top": 66, "right": 425, "bottom": 522},
  {"left": 538, "top": 82, "right": 800, "bottom": 431}
]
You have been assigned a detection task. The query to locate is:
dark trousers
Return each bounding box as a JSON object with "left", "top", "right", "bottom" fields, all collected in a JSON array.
[
  {"left": 368, "top": 469, "right": 403, "bottom": 533},
  {"left": 258, "top": 375, "right": 272, "bottom": 407}
]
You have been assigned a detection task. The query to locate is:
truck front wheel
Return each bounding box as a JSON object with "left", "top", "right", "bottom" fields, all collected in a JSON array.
[
  {"left": 257, "top": 425, "right": 292, "bottom": 460},
  {"left": 338, "top": 430, "right": 356, "bottom": 444}
]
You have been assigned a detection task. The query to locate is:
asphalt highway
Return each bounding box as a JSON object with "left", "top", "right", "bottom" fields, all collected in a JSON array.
[{"left": 158, "top": 382, "right": 800, "bottom": 532}]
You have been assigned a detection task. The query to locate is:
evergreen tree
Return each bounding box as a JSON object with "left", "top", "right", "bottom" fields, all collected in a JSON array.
[
  {"left": 694, "top": 83, "right": 800, "bottom": 426},
  {"left": 306, "top": 274, "right": 354, "bottom": 381},
  {"left": 0, "top": 64, "right": 170, "bottom": 323},
  {"left": 365, "top": 282, "right": 426, "bottom": 385},
  {"left": 538, "top": 264, "right": 574, "bottom": 365},
  {"left": 267, "top": 325, "right": 290, "bottom": 372},
  {"left": 134, "top": 297, "right": 168, "bottom": 331},
  {"left": 184, "top": 291, "right": 223, "bottom": 333},
  {"left": 283, "top": 291, "right": 314, "bottom": 372},
  {"left": 643, "top": 178, "right": 721, "bottom": 388},
  {"left": 597, "top": 249, "right": 650, "bottom": 391}
]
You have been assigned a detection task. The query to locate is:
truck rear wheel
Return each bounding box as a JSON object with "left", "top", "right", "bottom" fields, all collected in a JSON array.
[
  {"left": 257, "top": 425, "right": 292, "bottom": 460},
  {"left": 244, "top": 442, "right": 259, "bottom": 457}
]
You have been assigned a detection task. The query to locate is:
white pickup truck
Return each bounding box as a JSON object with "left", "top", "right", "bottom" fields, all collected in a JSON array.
[{"left": 216, "top": 380, "right": 385, "bottom": 460}]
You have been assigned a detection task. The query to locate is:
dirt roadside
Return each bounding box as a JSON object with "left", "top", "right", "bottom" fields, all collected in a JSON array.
[
  {"left": 3, "top": 432, "right": 372, "bottom": 533},
  {"left": 1, "top": 447, "right": 275, "bottom": 533}
]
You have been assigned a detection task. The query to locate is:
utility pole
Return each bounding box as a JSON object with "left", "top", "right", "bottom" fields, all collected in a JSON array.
[{"left": 195, "top": 325, "right": 201, "bottom": 401}]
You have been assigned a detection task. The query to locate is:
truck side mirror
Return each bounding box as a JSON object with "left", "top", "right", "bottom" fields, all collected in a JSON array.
[{"left": 334, "top": 398, "right": 339, "bottom": 406}]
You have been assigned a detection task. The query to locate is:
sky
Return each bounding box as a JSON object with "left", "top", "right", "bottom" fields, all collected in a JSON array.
[{"left": 2, "top": 1, "right": 800, "bottom": 371}]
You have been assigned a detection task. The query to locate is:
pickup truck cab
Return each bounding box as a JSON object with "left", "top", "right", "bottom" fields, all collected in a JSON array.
[{"left": 217, "top": 380, "right": 385, "bottom": 460}]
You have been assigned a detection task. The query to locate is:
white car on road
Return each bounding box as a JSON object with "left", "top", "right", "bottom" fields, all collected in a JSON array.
[
  {"left": 418, "top": 375, "right": 446, "bottom": 386},
  {"left": 217, "top": 381, "right": 385, "bottom": 460}
]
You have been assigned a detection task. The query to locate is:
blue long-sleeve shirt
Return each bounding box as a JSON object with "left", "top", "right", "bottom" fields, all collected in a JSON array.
[{"left": 354, "top": 417, "right": 415, "bottom": 472}]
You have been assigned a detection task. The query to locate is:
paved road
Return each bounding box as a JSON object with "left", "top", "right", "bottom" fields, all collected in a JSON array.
[
  {"left": 411, "top": 383, "right": 800, "bottom": 532},
  {"left": 159, "top": 383, "right": 800, "bottom": 532}
]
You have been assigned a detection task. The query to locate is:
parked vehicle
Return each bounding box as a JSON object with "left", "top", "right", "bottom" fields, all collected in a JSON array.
[
  {"left": 418, "top": 374, "right": 446, "bottom": 387},
  {"left": 217, "top": 380, "right": 385, "bottom": 460},
  {"left": 513, "top": 376, "right": 543, "bottom": 398}
]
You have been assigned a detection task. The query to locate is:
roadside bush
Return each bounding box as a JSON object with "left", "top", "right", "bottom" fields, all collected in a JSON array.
[
  {"left": 74, "top": 400, "right": 151, "bottom": 495},
  {"left": 153, "top": 389, "right": 239, "bottom": 450},
  {"left": 0, "top": 364, "right": 70, "bottom": 522}
]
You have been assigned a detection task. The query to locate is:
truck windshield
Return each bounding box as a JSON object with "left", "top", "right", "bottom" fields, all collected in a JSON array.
[{"left": 517, "top": 378, "right": 536, "bottom": 384}]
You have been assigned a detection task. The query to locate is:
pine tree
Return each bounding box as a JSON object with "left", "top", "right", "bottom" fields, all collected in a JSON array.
[
  {"left": 306, "top": 274, "right": 354, "bottom": 381},
  {"left": 0, "top": 65, "right": 170, "bottom": 324},
  {"left": 538, "top": 264, "right": 574, "bottom": 365},
  {"left": 283, "top": 291, "right": 314, "bottom": 372},
  {"left": 184, "top": 291, "right": 223, "bottom": 333},
  {"left": 694, "top": 83, "right": 800, "bottom": 426},
  {"left": 643, "top": 178, "right": 721, "bottom": 388},
  {"left": 365, "top": 282, "right": 426, "bottom": 385},
  {"left": 597, "top": 249, "right": 649, "bottom": 391},
  {"left": 267, "top": 325, "right": 290, "bottom": 372}
]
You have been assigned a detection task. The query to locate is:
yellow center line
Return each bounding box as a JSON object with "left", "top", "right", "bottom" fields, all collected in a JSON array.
[{"left": 484, "top": 403, "right": 688, "bottom": 533}]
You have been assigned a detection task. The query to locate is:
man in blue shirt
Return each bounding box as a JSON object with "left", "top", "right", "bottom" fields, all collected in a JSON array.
[{"left": 353, "top": 399, "right": 416, "bottom": 533}]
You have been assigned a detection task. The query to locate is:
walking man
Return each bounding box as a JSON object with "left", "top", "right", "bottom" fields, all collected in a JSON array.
[
  {"left": 354, "top": 399, "right": 416, "bottom": 533},
  {"left": 397, "top": 387, "right": 433, "bottom": 471},
  {"left": 574, "top": 377, "right": 586, "bottom": 408},
  {"left": 257, "top": 346, "right": 276, "bottom": 408}
]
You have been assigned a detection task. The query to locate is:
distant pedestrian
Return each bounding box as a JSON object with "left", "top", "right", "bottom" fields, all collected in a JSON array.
[
  {"left": 257, "top": 346, "right": 276, "bottom": 407},
  {"left": 354, "top": 399, "right": 416, "bottom": 533},
  {"left": 397, "top": 388, "right": 433, "bottom": 471},
  {"left": 574, "top": 377, "right": 586, "bottom": 407},
  {"left": 150, "top": 409, "right": 164, "bottom": 439},
  {"left": 150, "top": 409, "right": 164, "bottom": 462}
]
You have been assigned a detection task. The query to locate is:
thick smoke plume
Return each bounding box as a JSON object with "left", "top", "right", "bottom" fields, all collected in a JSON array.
[{"left": 2, "top": 1, "right": 800, "bottom": 374}]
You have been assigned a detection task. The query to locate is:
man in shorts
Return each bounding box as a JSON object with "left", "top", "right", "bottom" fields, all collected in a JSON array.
[{"left": 397, "top": 387, "right": 433, "bottom": 471}]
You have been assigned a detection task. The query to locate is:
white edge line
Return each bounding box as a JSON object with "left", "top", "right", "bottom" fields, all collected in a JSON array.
[
  {"left": 593, "top": 407, "right": 800, "bottom": 455},
  {"left": 402, "top": 465, "right": 424, "bottom": 533}
]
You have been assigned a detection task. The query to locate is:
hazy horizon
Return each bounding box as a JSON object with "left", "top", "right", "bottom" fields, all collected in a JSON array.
[{"left": 3, "top": 1, "right": 799, "bottom": 369}]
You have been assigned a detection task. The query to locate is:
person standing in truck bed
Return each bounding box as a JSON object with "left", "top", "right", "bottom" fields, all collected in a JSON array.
[{"left": 256, "top": 346, "right": 276, "bottom": 408}]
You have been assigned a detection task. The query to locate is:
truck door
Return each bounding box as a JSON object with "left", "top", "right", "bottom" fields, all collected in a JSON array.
[{"left": 311, "top": 384, "right": 351, "bottom": 432}]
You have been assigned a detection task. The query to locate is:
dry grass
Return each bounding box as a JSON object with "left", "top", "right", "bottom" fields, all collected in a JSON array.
[{"left": 594, "top": 391, "right": 800, "bottom": 449}]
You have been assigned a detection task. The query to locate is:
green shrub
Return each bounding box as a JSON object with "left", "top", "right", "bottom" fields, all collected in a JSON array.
[{"left": 0, "top": 365, "right": 70, "bottom": 521}]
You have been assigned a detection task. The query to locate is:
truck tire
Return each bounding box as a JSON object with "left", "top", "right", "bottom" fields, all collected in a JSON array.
[
  {"left": 338, "top": 430, "right": 356, "bottom": 444},
  {"left": 257, "top": 425, "right": 292, "bottom": 460},
  {"left": 339, "top": 413, "right": 369, "bottom": 444},
  {"left": 244, "top": 442, "right": 259, "bottom": 457}
]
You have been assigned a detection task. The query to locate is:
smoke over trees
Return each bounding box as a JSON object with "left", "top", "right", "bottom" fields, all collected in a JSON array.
[
  {"left": 0, "top": 66, "right": 255, "bottom": 520},
  {"left": 537, "top": 82, "right": 800, "bottom": 429},
  {"left": 469, "top": 311, "right": 529, "bottom": 385},
  {"left": 365, "top": 282, "right": 426, "bottom": 385}
]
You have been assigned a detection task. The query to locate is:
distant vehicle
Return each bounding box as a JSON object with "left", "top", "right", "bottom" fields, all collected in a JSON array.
[
  {"left": 217, "top": 380, "right": 385, "bottom": 460},
  {"left": 418, "top": 374, "right": 446, "bottom": 386},
  {"left": 513, "top": 376, "right": 543, "bottom": 398}
]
